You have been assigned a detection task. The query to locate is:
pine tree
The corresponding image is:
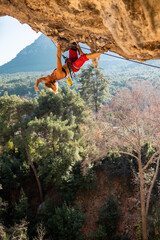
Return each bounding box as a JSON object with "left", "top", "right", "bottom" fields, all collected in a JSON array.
[{"left": 77, "top": 65, "right": 110, "bottom": 113}]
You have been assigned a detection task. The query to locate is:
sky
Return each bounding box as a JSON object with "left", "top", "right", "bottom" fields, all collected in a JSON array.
[{"left": 0, "top": 16, "right": 41, "bottom": 66}]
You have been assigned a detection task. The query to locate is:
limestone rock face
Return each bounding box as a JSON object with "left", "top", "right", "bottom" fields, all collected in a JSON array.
[{"left": 1, "top": 0, "right": 160, "bottom": 61}]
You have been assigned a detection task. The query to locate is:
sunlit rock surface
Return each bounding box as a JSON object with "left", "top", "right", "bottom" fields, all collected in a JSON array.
[{"left": 1, "top": 0, "right": 160, "bottom": 61}]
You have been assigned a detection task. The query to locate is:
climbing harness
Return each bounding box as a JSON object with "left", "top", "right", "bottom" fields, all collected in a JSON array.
[{"left": 66, "top": 61, "right": 79, "bottom": 86}]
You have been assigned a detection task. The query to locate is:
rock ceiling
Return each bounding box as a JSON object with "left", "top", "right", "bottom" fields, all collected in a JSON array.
[{"left": 1, "top": 0, "right": 160, "bottom": 61}]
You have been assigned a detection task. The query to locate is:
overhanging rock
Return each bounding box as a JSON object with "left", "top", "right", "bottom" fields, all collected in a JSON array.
[{"left": 1, "top": 0, "right": 160, "bottom": 62}]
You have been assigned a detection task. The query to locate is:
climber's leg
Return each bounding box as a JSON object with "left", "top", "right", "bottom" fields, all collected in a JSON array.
[
  {"left": 70, "top": 54, "right": 89, "bottom": 72},
  {"left": 71, "top": 52, "right": 101, "bottom": 71},
  {"left": 86, "top": 52, "right": 101, "bottom": 59}
]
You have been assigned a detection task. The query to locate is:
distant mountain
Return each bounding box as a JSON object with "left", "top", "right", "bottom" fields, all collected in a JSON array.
[{"left": 0, "top": 34, "right": 58, "bottom": 74}]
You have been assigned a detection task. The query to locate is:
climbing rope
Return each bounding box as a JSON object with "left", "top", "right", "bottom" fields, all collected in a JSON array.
[{"left": 51, "top": 39, "right": 160, "bottom": 70}]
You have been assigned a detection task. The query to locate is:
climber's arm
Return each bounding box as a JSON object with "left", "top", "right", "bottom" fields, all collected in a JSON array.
[
  {"left": 57, "top": 41, "right": 62, "bottom": 72},
  {"left": 35, "top": 77, "right": 46, "bottom": 91}
]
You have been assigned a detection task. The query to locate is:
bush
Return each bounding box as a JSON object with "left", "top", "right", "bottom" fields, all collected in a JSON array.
[
  {"left": 51, "top": 203, "right": 85, "bottom": 240},
  {"left": 0, "top": 224, "right": 10, "bottom": 240},
  {"left": 39, "top": 200, "right": 85, "bottom": 240},
  {"left": 121, "top": 235, "right": 131, "bottom": 240},
  {"left": 95, "top": 195, "right": 120, "bottom": 239},
  {"left": 100, "top": 154, "right": 132, "bottom": 179},
  {"left": 9, "top": 219, "right": 29, "bottom": 240},
  {"left": 148, "top": 204, "right": 160, "bottom": 240},
  {"left": 14, "top": 189, "right": 30, "bottom": 223},
  {"left": 0, "top": 155, "right": 21, "bottom": 191},
  {"left": 57, "top": 161, "right": 96, "bottom": 203},
  {"left": 33, "top": 223, "right": 46, "bottom": 240},
  {"left": 99, "top": 196, "right": 120, "bottom": 235}
]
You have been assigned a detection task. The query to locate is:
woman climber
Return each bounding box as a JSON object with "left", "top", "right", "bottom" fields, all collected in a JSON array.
[{"left": 35, "top": 41, "right": 101, "bottom": 94}]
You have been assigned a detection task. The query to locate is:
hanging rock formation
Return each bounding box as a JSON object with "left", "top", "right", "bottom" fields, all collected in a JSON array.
[{"left": 1, "top": 0, "right": 160, "bottom": 61}]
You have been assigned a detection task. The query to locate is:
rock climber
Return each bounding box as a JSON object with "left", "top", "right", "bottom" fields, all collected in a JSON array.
[{"left": 35, "top": 41, "right": 101, "bottom": 94}]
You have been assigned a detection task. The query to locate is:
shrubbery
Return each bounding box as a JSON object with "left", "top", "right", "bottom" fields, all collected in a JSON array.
[
  {"left": 99, "top": 154, "right": 132, "bottom": 179},
  {"left": 57, "top": 161, "right": 96, "bottom": 203},
  {"left": 92, "top": 195, "right": 131, "bottom": 240},
  {"left": 97, "top": 195, "right": 120, "bottom": 239},
  {"left": 39, "top": 199, "right": 85, "bottom": 240},
  {"left": 14, "top": 190, "right": 31, "bottom": 224}
]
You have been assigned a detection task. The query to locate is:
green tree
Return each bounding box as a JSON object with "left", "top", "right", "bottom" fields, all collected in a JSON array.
[
  {"left": 77, "top": 65, "right": 109, "bottom": 113},
  {"left": 28, "top": 88, "right": 91, "bottom": 187},
  {"left": 99, "top": 196, "right": 120, "bottom": 237},
  {"left": 28, "top": 113, "right": 81, "bottom": 187},
  {"left": 0, "top": 155, "right": 21, "bottom": 191},
  {"left": 14, "top": 189, "right": 30, "bottom": 224},
  {"left": 39, "top": 201, "right": 85, "bottom": 240},
  {"left": 0, "top": 95, "right": 43, "bottom": 203},
  {"left": 95, "top": 196, "right": 120, "bottom": 240},
  {"left": 35, "top": 88, "right": 89, "bottom": 125}
]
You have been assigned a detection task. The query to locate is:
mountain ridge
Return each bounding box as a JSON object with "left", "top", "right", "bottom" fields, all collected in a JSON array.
[{"left": 0, "top": 34, "right": 57, "bottom": 74}]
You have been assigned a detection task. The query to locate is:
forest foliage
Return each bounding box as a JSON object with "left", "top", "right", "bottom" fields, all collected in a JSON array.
[{"left": 0, "top": 65, "right": 160, "bottom": 240}]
